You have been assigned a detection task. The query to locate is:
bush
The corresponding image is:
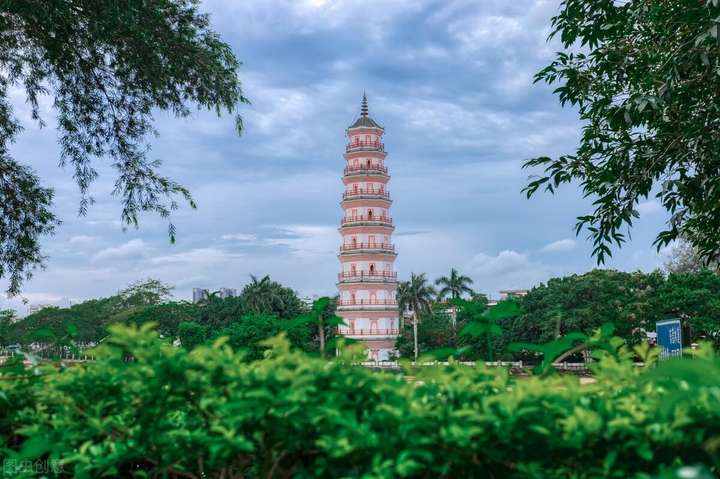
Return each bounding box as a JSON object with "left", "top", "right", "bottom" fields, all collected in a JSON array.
[{"left": 1, "top": 324, "right": 718, "bottom": 478}]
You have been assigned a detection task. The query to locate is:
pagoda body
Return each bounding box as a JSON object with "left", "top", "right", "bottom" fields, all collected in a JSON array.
[{"left": 337, "top": 95, "right": 399, "bottom": 361}]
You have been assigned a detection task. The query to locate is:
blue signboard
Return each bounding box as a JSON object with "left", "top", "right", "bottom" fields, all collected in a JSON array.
[{"left": 656, "top": 319, "right": 682, "bottom": 360}]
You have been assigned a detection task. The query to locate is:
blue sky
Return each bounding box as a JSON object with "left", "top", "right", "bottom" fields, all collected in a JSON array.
[{"left": 1, "top": 0, "right": 670, "bottom": 311}]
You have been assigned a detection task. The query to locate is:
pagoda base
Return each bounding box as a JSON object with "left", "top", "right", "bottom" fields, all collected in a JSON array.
[{"left": 356, "top": 338, "right": 397, "bottom": 362}]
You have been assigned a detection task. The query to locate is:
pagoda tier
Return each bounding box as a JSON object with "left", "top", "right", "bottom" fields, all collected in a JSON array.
[{"left": 337, "top": 94, "right": 399, "bottom": 362}]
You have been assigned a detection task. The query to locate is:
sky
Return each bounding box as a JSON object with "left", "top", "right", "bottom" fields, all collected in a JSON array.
[{"left": 1, "top": 0, "right": 671, "bottom": 312}]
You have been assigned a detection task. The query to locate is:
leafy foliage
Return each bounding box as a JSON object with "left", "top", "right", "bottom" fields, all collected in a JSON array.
[
  {"left": 0, "top": 158, "right": 59, "bottom": 295},
  {"left": 395, "top": 309, "right": 457, "bottom": 359},
  {"left": 434, "top": 268, "right": 474, "bottom": 300},
  {"left": 505, "top": 269, "right": 720, "bottom": 353},
  {"left": 502, "top": 269, "right": 665, "bottom": 352},
  {"left": 240, "top": 275, "right": 304, "bottom": 319},
  {"left": 664, "top": 239, "right": 720, "bottom": 274},
  {"left": 653, "top": 271, "right": 720, "bottom": 347},
  {"left": 397, "top": 273, "right": 436, "bottom": 319},
  {"left": 525, "top": 0, "right": 720, "bottom": 264},
  {"left": 0, "top": 0, "right": 248, "bottom": 294},
  {"left": 1, "top": 324, "right": 719, "bottom": 477},
  {"left": 458, "top": 298, "right": 521, "bottom": 361}
]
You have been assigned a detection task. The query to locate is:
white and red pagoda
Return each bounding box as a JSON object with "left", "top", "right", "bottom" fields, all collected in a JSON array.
[{"left": 337, "top": 94, "right": 399, "bottom": 361}]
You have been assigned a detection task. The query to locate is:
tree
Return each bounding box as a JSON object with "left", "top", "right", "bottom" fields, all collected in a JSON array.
[
  {"left": 653, "top": 270, "right": 720, "bottom": 347},
  {"left": 0, "top": 0, "right": 248, "bottom": 295},
  {"left": 118, "top": 278, "right": 174, "bottom": 308},
  {"left": 524, "top": 1, "right": 720, "bottom": 265},
  {"left": 195, "top": 294, "right": 245, "bottom": 330},
  {"left": 457, "top": 299, "right": 519, "bottom": 362},
  {"left": 177, "top": 320, "right": 209, "bottom": 350},
  {"left": 434, "top": 268, "right": 474, "bottom": 300},
  {"left": 240, "top": 275, "right": 304, "bottom": 319},
  {"left": 127, "top": 301, "right": 198, "bottom": 338},
  {"left": 294, "top": 297, "right": 342, "bottom": 358},
  {"left": 0, "top": 309, "right": 17, "bottom": 347},
  {"left": 503, "top": 270, "right": 665, "bottom": 352},
  {"left": 397, "top": 273, "right": 436, "bottom": 361},
  {"left": 395, "top": 310, "right": 456, "bottom": 359},
  {"left": 664, "top": 240, "right": 720, "bottom": 274}
]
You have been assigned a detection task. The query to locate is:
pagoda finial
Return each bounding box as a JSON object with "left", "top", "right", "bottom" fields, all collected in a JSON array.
[{"left": 360, "top": 91, "right": 368, "bottom": 117}]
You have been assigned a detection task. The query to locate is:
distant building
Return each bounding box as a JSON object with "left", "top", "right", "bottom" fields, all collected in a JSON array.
[
  {"left": 218, "top": 288, "right": 237, "bottom": 299},
  {"left": 27, "top": 303, "right": 52, "bottom": 315},
  {"left": 499, "top": 289, "right": 529, "bottom": 300},
  {"left": 192, "top": 288, "right": 209, "bottom": 304},
  {"left": 301, "top": 294, "right": 319, "bottom": 307}
]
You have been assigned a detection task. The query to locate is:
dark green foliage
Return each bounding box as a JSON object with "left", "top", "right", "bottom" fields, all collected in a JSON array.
[
  {"left": 503, "top": 270, "right": 665, "bottom": 351},
  {"left": 177, "top": 320, "right": 208, "bottom": 350},
  {"left": 653, "top": 271, "right": 720, "bottom": 347},
  {"left": 7, "top": 279, "right": 176, "bottom": 344},
  {"left": 0, "top": 309, "right": 16, "bottom": 347},
  {"left": 218, "top": 313, "right": 285, "bottom": 361},
  {"left": 1, "top": 324, "right": 719, "bottom": 477},
  {"left": 285, "top": 297, "right": 342, "bottom": 357},
  {"left": 194, "top": 294, "right": 245, "bottom": 330},
  {"left": 127, "top": 301, "right": 198, "bottom": 338},
  {"left": 0, "top": 158, "right": 59, "bottom": 296},
  {"left": 395, "top": 270, "right": 720, "bottom": 360},
  {"left": 458, "top": 299, "right": 520, "bottom": 361},
  {"left": 525, "top": 0, "right": 720, "bottom": 264},
  {"left": 240, "top": 275, "right": 304, "bottom": 319},
  {"left": 0, "top": 0, "right": 247, "bottom": 294},
  {"left": 6, "top": 278, "right": 309, "bottom": 348},
  {"left": 395, "top": 310, "right": 457, "bottom": 359}
]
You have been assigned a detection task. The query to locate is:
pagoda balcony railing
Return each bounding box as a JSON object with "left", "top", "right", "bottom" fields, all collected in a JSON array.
[
  {"left": 338, "top": 328, "right": 399, "bottom": 336},
  {"left": 346, "top": 140, "right": 384, "bottom": 152},
  {"left": 337, "top": 298, "right": 398, "bottom": 306},
  {"left": 344, "top": 164, "right": 388, "bottom": 176},
  {"left": 342, "top": 188, "right": 390, "bottom": 200},
  {"left": 338, "top": 270, "right": 397, "bottom": 282},
  {"left": 341, "top": 215, "right": 392, "bottom": 226},
  {"left": 339, "top": 242, "right": 395, "bottom": 253}
]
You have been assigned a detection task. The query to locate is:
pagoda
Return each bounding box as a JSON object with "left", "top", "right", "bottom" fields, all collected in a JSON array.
[{"left": 336, "top": 94, "right": 399, "bottom": 361}]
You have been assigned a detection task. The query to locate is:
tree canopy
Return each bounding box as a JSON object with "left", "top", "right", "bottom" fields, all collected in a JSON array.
[
  {"left": 525, "top": 0, "right": 720, "bottom": 265},
  {"left": 0, "top": 0, "right": 247, "bottom": 295},
  {"left": 434, "top": 268, "right": 474, "bottom": 300}
]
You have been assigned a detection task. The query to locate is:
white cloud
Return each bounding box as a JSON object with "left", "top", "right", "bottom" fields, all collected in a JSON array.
[
  {"left": 151, "top": 248, "right": 245, "bottom": 265},
  {"left": 68, "top": 235, "right": 101, "bottom": 246},
  {"left": 637, "top": 200, "right": 663, "bottom": 215},
  {"left": 265, "top": 224, "right": 338, "bottom": 257},
  {"left": 220, "top": 233, "right": 258, "bottom": 242},
  {"left": 466, "top": 249, "right": 555, "bottom": 295},
  {"left": 540, "top": 238, "right": 576, "bottom": 253},
  {"left": 470, "top": 250, "right": 531, "bottom": 276},
  {"left": 93, "top": 239, "right": 148, "bottom": 262}
]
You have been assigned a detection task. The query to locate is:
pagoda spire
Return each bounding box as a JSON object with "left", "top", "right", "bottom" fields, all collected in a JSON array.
[{"left": 361, "top": 92, "right": 369, "bottom": 117}]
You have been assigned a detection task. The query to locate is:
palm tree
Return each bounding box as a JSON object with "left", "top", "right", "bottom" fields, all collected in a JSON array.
[
  {"left": 397, "top": 273, "right": 436, "bottom": 361},
  {"left": 435, "top": 268, "right": 474, "bottom": 301}
]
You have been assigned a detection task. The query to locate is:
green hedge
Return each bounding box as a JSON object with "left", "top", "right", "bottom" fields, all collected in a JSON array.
[{"left": 0, "top": 324, "right": 718, "bottom": 478}]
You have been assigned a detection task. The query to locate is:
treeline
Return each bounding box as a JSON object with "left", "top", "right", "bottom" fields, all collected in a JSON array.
[
  {"left": 0, "top": 276, "right": 340, "bottom": 360},
  {"left": 397, "top": 269, "right": 720, "bottom": 361},
  {"left": 4, "top": 268, "right": 720, "bottom": 363}
]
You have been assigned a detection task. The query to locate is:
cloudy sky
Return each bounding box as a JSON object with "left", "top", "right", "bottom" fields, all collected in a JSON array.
[{"left": 1, "top": 0, "right": 670, "bottom": 311}]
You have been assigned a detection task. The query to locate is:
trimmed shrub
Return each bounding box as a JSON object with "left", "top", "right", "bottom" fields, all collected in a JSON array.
[{"left": 0, "top": 324, "right": 718, "bottom": 478}]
